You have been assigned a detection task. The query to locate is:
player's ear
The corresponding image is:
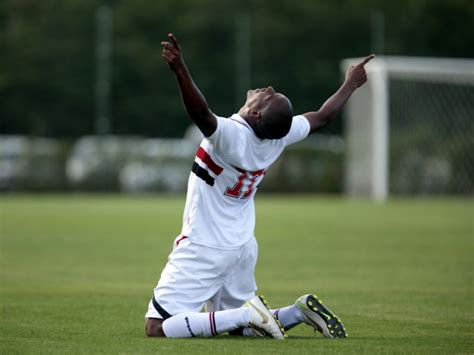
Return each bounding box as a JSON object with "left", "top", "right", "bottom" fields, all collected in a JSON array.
[{"left": 250, "top": 110, "right": 262, "bottom": 120}]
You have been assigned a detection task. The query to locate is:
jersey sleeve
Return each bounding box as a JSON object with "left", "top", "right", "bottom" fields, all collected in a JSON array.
[
  {"left": 206, "top": 115, "right": 243, "bottom": 156},
  {"left": 283, "top": 115, "right": 311, "bottom": 146}
]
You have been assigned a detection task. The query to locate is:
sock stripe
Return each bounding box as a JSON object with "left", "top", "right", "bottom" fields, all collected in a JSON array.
[
  {"left": 208, "top": 312, "right": 217, "bottom": 336},
  {"left": 212, "top": 312, "right": 217, "bottom": 335},
  {"left": 209, "top": 312, "right": 214, "bottom": 336},
  {"left": 208, "top": 312, "right": 213, "bottom": 336}
]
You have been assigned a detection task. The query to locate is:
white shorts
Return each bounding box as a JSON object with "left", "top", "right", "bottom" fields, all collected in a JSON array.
[{"left": 145, "top": 235, "right": 258, "bottom": 319}]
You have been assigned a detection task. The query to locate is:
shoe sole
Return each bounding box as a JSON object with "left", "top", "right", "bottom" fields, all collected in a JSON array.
[{"left": 297, "top": 294, "right": 347, "bottom": 338}]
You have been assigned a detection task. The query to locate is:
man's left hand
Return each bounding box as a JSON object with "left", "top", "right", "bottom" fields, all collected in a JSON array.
[{"left": 345, "top": 54, "right": 375, "bottom": 89}]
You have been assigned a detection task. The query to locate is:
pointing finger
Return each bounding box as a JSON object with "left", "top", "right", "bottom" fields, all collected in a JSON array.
[
  {"left": 360, "top": 54, "right": 375, "bottom": 66},
  {"left": 168, "top": 33, "right": 179, "bottom": 48}
]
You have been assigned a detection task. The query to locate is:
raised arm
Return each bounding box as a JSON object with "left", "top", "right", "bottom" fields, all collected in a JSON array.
[
  {"left": 302, "top": 55, "right": 375, "bottom": 133},
  {"left": 161, "top": 33, "right": 217, "bottom": 137}
]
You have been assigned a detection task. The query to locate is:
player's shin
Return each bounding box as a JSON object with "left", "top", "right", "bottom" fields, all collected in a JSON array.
[{"left": 162, "top": 308, "right": 250, "bottom": 338}]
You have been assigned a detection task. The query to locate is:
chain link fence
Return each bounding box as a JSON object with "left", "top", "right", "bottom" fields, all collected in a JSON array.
[{"left": 390, "top": 80, "right": 474, "bottom": 194}]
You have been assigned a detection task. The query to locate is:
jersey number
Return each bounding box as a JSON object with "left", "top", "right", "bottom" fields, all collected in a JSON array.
[{"left": 224, "top": 169, "right": 265, "bottom": 199}]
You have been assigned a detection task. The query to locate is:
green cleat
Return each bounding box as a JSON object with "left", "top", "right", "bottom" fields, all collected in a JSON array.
[{"left": 295, "top": 294, "right": 347, "bottom": 338}]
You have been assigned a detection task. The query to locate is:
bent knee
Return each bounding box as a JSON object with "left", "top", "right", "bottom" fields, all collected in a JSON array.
[{"left": 145, "top": 318, "right": 166, "bottom": 337}]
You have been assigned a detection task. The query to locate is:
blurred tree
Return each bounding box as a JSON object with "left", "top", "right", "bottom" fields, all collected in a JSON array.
[
  {"left": 1, "top": 0, "right": 99, "bottom": 136},
  {"left": 112, "top": 0, "right": 237, "bottom": 137},
  {"left": 1, "top": 0, "right": 473, "bottom": 138}
]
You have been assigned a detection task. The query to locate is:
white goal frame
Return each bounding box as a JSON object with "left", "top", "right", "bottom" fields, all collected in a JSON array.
[{"left": 341, "top": 56, "right": 474, "bottom": 201}]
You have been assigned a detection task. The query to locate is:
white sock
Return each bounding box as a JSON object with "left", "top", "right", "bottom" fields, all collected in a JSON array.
[
  {"left": 272, "top": 305, "right": 304, "bottom": 330},
  {"left": 237, "top": 305, "right": 305, "bottom": 337},
  {"left": 162, "top": 307, "right": 251, "bottom": 338}
]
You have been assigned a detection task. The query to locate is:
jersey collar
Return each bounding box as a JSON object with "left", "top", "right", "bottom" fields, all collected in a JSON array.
[{"left": 230, "top": 114, "right": 252, "bottom": 130}]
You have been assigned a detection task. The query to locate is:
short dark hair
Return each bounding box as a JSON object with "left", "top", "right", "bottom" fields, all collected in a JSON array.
[{"left": 254, "top": 99, "right": 293, "bottom": 139}]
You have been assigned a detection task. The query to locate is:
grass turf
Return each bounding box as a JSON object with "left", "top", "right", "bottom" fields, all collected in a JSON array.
[{"left": 1, "top": 195, "right": 473, "bottom": 353}]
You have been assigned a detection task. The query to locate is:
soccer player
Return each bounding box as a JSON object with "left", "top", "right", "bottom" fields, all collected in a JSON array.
[{"left": 145, "top": 33, "right": 374, "bottom": 339}]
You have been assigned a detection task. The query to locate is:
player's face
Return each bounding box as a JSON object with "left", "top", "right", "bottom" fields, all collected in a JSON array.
[
  {"left": 246, "top": 86, "right": 281, "bottom": 110},
  {"left": 247, "top": 86, "right": 276, "bottom": 96}
]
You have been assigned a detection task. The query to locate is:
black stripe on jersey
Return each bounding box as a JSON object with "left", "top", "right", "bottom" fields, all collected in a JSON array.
[{"left": 191, "top": 162, "right": 215, "bottom": 186}]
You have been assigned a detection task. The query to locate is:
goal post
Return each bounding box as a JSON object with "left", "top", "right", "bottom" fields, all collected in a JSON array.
[{"left": 342, "top": 56, "right": 474, "bottom": 200}]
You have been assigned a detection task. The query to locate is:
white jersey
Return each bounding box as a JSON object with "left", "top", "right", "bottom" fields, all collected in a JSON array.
[{"left": 180, "top": 114, "right": 310, "bottom": 249}]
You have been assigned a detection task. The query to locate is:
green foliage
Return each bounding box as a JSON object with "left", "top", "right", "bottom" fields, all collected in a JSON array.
[
  {"left": 2, "top": 0, "right": 99, "bottom": 136},
  {"left": 1, "top": 195, "right": 473, "bottom": 353},
  {"left": 1, "top": 0, "right": 474, "bottom": 137}
]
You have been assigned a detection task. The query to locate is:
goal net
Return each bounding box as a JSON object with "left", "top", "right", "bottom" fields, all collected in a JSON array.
[{"left": 341, "top": 56, "right": 474, "bottom": 200}]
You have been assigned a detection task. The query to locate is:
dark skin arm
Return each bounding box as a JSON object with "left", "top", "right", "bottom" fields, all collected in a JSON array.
[
  {"left": 302, "top": 54, "right": 375, "bottom": 133},
  {"left": 161, "top": 33, "right": 217, "bottom": 137}
]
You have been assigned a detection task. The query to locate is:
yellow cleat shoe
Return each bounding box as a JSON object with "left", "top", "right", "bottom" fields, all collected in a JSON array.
[{"left": 295, "top": 294, "right": 347, "bottom": 338}]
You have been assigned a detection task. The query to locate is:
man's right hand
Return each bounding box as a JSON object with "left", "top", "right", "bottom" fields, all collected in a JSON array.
[
  {"left": 161, "top": 33, "right": 185, "bottom": 72},
  {"left": 160, "top": 32, "right": 217, "bottom": 137}
]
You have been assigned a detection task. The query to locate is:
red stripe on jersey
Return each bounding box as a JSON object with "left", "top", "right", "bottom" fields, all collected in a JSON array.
[
  {"left": 196, "top": 147, "right": 223, "bottom": 176},
  {"left": 175, "top": 235, "right": 188, "bottom": 246}
]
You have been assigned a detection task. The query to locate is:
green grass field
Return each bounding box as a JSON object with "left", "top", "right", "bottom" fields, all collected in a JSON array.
[{"left": 1, "top": 195, "right": 473, "bottom": 353}]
